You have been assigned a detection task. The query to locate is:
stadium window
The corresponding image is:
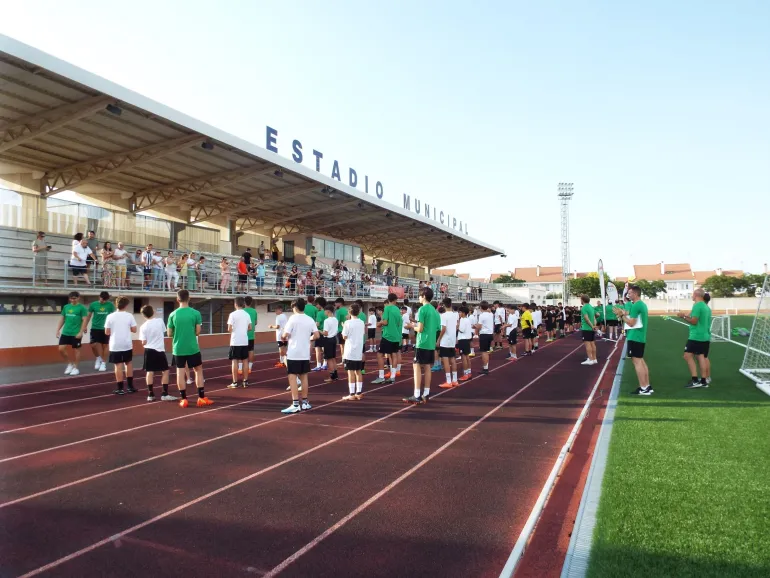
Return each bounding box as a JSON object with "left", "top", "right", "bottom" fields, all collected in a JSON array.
[
  {"left": 335, "top": 242, "right": 344, "bottom": 261},
  {"left": 324, "top": 241, "right": 335, "bottom": 259},
  {"left": 313, "top": 238, "right": 325, "bottom": 257},
  {"left": 344, "top": 244, "right": 353, "bottom": 263}
]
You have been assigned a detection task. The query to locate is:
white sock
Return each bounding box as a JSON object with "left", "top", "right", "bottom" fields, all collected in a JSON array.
[
  {"left": 483, "top": 364, "right": 488, "bottom": 369},
  {"left": 97, "top": 356, "right": 102, "bottom": 363},
  {"left": 465, "top": 368, "right": 471, "bottom": 375},
  {"left": 356, "top": 380, "right": 363, "bottom": 393},
  {"left": 396, "top": 364, "right": 401, "bottom": 372},
  {"left": 348, "top": 381, "right": 355, "bottom": 394},
  {"left": 423, "top": 386, "right": 430, "bottom": 397},
  {"left": 316, "top": 361, "right": 321, "bottom": 368},
  {"left": 379, "top": 369, "right": 385, "bottom": 379},
  {"left": 452, "top": 372, "right": 457, "bottom": 382},
  {"left": 470, "top": 347, "right": 475, "bottom": 354},
  {"left": 238, "top": 362, "right": 243, "bottom": 371},
  {"left": 414, "top": 387, "right": 421, "bottom": 398},
  {"left": 445, "top": 373, "right": 451, "bottom": 383}
]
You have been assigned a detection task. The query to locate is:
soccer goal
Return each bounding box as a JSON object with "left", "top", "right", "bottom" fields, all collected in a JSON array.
[
  {"left": 739, "top": 275, "right": 770, "bottom": 396},
  {"left": 710, "top": 315, "right": 731, "bottom": 343}
]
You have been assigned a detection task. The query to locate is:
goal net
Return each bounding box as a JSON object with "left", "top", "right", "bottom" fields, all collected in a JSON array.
[
  {"left": 740, "top": 275, "right": 770, "bottom": 396},
  {"left": 710, "top": 315, "right": 731, "bottom": 343}
]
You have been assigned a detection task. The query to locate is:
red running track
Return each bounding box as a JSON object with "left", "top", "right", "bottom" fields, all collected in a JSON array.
[{"left": 0, "top": 335, "right": 614, "bottom": 578}]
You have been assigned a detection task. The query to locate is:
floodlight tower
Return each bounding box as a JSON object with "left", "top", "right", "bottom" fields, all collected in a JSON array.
[{"left": 558, "top": 183, "right": 574, "bottom": 302}]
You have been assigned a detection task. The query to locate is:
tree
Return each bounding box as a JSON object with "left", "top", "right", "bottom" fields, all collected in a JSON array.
[
  {"left": 741, "top": 273, "right": 766, "bottom": 297},
  {"left": 545, "top": 292, "right": 563, "bottom": 300},
  {"left": 702, "top": 275, "right": 740, "bottom": 297},
  {"left": 634, "top": 279, "right": 667, "bottom": 299},
  {"left": 493, "top": 274, "right": 523, "bottom": 285},
  {"left": 568, "top": 272, "right": 611, "bottom": 298}
]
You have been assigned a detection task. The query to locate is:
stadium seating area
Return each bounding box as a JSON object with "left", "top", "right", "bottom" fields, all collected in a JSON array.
[{"left": 0, "top": 225, "right": 512, "bottom": 303}]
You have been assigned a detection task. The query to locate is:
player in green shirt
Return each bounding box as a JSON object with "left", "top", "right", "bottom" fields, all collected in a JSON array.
[
  {"left": 604, "top": 299, "right": 619, "bottom": 341},
  {"left": 405, "top": 286, "right": 441, "bottom": 404},
  {"left": 84, "top": 291, "right": 115, "bottom": 372},
  {"left": 580, "top": 296, "right": 597, "bottom": 365},
  {"left": 594, "top": 300, "right": 605, "bottom": 336},
  {"left": 167, "top": 289, "right": 212, "bottom": 408},
  {"left": 304, "top": 295, "right": 317, "bottom": 319},
  {"left": 334, "top": 297, "right": 349, "bottom": 356},
  {"left": 313, "top": 297, "right": 328, "bottom": 371},
  {"left": 678, "top": 288, "right": 712, "bottom": 388},
  {"left": 372, "top": 293, "right": 403, "bottom": 384},
  {"left": 243, "top": 296, "right": 258, "bottom": 373},
  {"left": 56, "top": 291, "right": 89, "bottom": 375},
  {"left": 615, "top": 285, "right": 652, "bottom": 395}
]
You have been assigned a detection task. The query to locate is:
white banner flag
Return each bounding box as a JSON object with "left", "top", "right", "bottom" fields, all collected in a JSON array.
[
  {"left": 598, "top": 259, "right": 607, "bottom": 326},
  {"left": 607, "top": 282, "right": 619, "bottom": 304}
]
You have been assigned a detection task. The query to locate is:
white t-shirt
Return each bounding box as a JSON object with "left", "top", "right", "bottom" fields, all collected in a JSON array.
[
  {"left": 457, "top": 317, "right": 473, "bottom": 340},
  {"left": 494, "top": 308, "right": 506, "bottom": 325},
  {"left": 165, "top": 257, "right": 177, "bottom": 273},
  {"left": 478, "top": 311, "right": 495, "bottom": 335},
  {"left": 283, "top": 313, "right": 318, "bottom": 360},
  {"left": 402, "top": 312, "right": 411, "bottom": 333},
  {"left": 342, "top": 318, "right": 365, "bottom": 361},
  {"left": 70, "top": 244, "right": 92, "bottom": 267},
  {"left": 367, "top": 314, "right": 377, "bottom": 329},
  {"left": 532, "top": 310, "right": 542, "bottom": 327},
  {"left": 104, "top": 310, "right": 136, "bottom": 352},
  {"left": 323, "top": 316, "right": 339, "bottom": 337},
  {"left": 227, "top": 309, "right": 251, "bottom": 346},
  {"left": 439, "top": 310, "right": 459, "bottom": 347},
  {"left": 274, "top": 313, "right": 287, "bottom": 341},
  {"left": 152, "top": 255, "right": 163, "bottom": 269},
  {"left": 139, "top": 317, "right": 166, "bottom": 352},
  {"left": 506, "top": 311, "right": 520, "bottom": 335},
  {"left": 112, "top": 248, "right": 127, "bottom": 265}
]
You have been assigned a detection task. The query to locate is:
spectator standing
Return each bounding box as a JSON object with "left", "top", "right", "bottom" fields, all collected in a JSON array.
[
  {"left": 152, "top": 250, "right": 164, "bottom": 290},
  {"left": 164, "top": 251, "right": 179, "bottom": 291},
  {"left": 289, "top": 265, "right": 299, "bottom": 294},
  {"left": 178, "top": 253, "right": 189, "bottom": 288},
  {"left": 236, "top": 256, "right": 248, "bottom": 293},
  {"left": 112, "top": 242, "right": 128, "bottom": 289},
  {"left": 198, "top": 256, "right": 207, "bottom": 292},
  {"left": 255, "top": 260, "right": 266, "bottom": 295},
  {"left": 274, "top": 260, "right": 287, "bottom": 294},
  {"left": 101, "top": 242, "right": 115, "bottom": 288},
  {"left": 70, "top": 238, "right": 93, "bottom": 286},
  {"left": 186, "top": 253, "right": 197, "bottom": 291},
  {"left": 270, "top": 240, "right": 279, "bottom": 261},
  {"left": 31, "top": 231, "right": 51, "bottom": 284},
  {"left": 141, "top": 244, "right": 154, "bottom": 290},
  {"left": 86, "top": 230, "right": 99, "bottom": 282},
  {"left": 242, "top": 248, "right": 252, "bottom": 269},
  {"left": 258, "top": 241, "right": 267, "bottom": 261},
  {"left": 309, "top": 245, "right": 318, "bottom": 269},
  {"left": 219, "top": 257, "right": 231, "bottom": 293}
]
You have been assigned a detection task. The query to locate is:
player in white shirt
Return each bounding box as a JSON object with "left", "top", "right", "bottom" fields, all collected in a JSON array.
[
  {"left": 503, "top": 304, "right": 520, "bottom": 360},
  {"left": 531, "top": 304, "right": 543, "bottom": 350},
  {"left": 268, "top": 305, "right": 288, "bottom": 368},
  {"left": 367, "top": 308, "right": 378, "bottom": 352},
  {"left": 456, "top": 306, "right": 474, "bottom": 380},
  {"left": 438, "top": 298, "right": 460, "bottom": 388},
  {"left": 341, "top": 302, "right": 366, "bottom": 400},
  {"left": 227, "top": 297, "right": 253, "bottom": 389},
  {"left": 473, "top": 301, "right": 495, "bottom": 375},
  {"left": 104, "top": 296, "right": 137, "bottom": 395},
  {"left": 468, "top": 306, "right": 480, "bottom": 357},
  {"left": 400, "top": 306, "right": 412, "bottom": 352},
  {"left": 280, "top": 298, "right": 320, "bottom": 414},
  {"left": 493, "top": 301, "right": 506, "bottom": 350},
  {"left": 322, "top": 306, "right": 340, "bottom": 382},
  {"left": 139, "top": 304, "right": 176, "bottom": 402}
]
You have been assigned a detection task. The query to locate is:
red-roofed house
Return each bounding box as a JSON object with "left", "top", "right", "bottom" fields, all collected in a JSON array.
[
  {"left": 430, "top": 268, "right": 456, "bottom": 277},
  {"left": 633, "top": 262, "right": 694, "bottom": 298},
  {"left": 512, "top": 266, "right": 589, "bottom": 295},
  {"left": 693, "top": 269, "right": 743, "bottom": 287}
]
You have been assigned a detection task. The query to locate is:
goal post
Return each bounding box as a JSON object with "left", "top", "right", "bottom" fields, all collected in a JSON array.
[
  {"left": 739, "top": 275, "right": 770, "bottom": 396},
  {"left": 710, "top": 315, "right": 731, "bottom": 343}
]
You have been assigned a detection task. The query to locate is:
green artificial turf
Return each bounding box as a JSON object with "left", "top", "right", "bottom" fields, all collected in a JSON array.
[{"left": 587, "top": 317, "right": 770, "bottom": 578}]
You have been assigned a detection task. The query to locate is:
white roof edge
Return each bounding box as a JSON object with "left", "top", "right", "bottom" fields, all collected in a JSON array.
[{"left": 0, "top": 33, "right": 504, "bottom": 256}]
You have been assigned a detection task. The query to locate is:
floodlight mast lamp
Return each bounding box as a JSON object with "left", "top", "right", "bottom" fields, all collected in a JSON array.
[{"left": 558, "top": 183, "right": 574, "bottom": 302}]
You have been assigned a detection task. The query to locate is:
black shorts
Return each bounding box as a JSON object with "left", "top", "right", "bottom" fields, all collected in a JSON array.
[
  {"left": 143, "top": 349, "right": 169, "bottom": 372},
  {"left": 545, "top": 322, "right": 554, "bottom": 331},
  {"left": 343, "top": 359, "right": 364, "bottom": 371},
  {"left": 59, "top": 334, "right": 82, "bottom": 348},
  {"left": 277, "top": 340, "right": 288, "bottom": 348},
  {"left": 238, "top": 274, "right": 248, "bottom": 283},
  {"left": 90, "top": 329, "right": 109, "bottom": 345},
  {"left": 69, "top": 265, "right": 87, "bottom": 277},
  {"left": 627, "top": 341, "right": 645, "bottom": 358},
  {"left": 247, "top": 339, "right": 254, "bottom": 352},
  {"left": 414, "top": 348, "right": 435, "bottom": 365},
  {"left": 229, "top": 345, "right": 250, "bottom": 360},
  {"left": 109, "top": 350, "right": 133, "bottom": 364},
  {"left": 479, "top": 334, "right": 493, "bottom": 352},
  {"left": 457, "top": 339, "right": 471, "bottom": 355},
  {"left": 172, "top": 352, "right": 203, "bottom": 369},
  {"left": 323, "top": 337, "right": 337, "bottom": 360},
  {"left": 402, "top": 333, "right": 409, "bottom": 341},
  {"left": 439, "top": 346, "right": 456, "bottom": 358},
  {"left": 287, "top": 359, "right": 311, "bottom": 375},
  {"left": 522, "top": 328, "right": 535, "bottom": 340},
  {"left": 606, "top": 320, "right": 619, "bottom": 327},
  {"left": 337, "top": 333, "right": 345, "bottom": 345},
  {"left": 507, "top": 330, "right": 517, "bottom": 345},
  {"left": 314, "top": 337, "right": 324, "bottom": 349},
  {"left": 582, "top": 330, "right": 595, "bottom": 342},
  {"left": 378, "top": 338, "right": 400, "bottom": 355},
  {"left": 558, "top": 319, "right": 565, "bottom": 328},
  {"left": 494, "top": 323, "right": 502, "bottom": 335},
  {"left": 684, "top": 339, "right": 710, "bottom": 357},
  {"left": 367, "top": 328, "right": 376, "bottom": 339}
]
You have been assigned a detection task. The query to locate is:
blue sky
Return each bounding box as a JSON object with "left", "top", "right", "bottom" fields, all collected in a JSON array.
[{"left": 2, "top": 0, "right": 768, "bottom": 278}]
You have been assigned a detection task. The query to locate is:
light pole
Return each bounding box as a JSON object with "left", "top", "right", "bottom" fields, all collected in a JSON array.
[{"left": 558, "top": 183, "right": 574, "bottom": 302}]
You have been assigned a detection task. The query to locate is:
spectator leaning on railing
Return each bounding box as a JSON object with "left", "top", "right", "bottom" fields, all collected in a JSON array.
[
  {"left": 165, "top": 251, "right": 179, "bottom": 291},
  {"left": 31, "top": 231, "right": 51, "bottom": 284}
]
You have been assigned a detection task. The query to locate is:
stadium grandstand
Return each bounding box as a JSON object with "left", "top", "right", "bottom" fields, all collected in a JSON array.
[{"left": 0, "top": 34, "right": 508, "bottom": 362}]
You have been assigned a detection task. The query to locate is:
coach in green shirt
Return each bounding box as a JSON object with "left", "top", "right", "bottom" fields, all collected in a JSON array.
[
  {"left": 616, "top": 285, "right": 651, "bottom": 396},
  {"left": 404, "top": 287, "right": 442, "bottom": 405},
  {"left": 678, "top": 288, "right": 712, "bottom": 388}
]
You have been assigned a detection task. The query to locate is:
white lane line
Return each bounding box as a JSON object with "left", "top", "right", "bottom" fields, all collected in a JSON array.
[
  {"left": 261, "top": 343, "right": 584, "bottom": 577},
  {"left": 16, "top": 340, "right": 576, "bottom": 577}
]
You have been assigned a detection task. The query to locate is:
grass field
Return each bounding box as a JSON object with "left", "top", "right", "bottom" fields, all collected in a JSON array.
[{"left": 587, "top": 317, "right": 770, "bottom": 578}]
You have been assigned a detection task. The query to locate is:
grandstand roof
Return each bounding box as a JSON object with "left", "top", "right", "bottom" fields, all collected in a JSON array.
[{"left": 0, "top": 34, "right": 503, "bottom": 268}]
